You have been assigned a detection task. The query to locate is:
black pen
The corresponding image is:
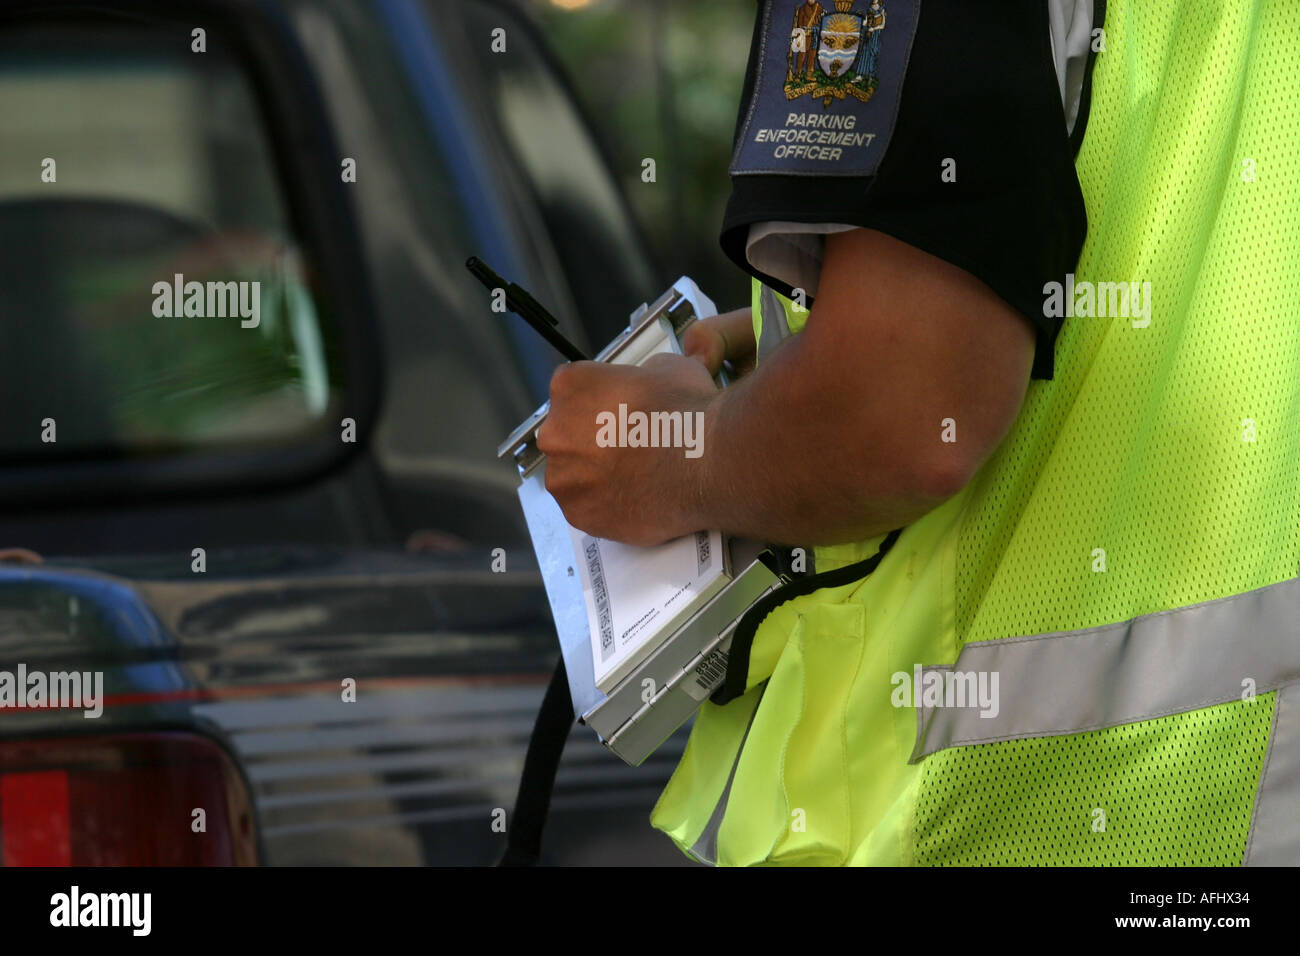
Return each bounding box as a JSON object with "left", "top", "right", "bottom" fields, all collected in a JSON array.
[{"left": 466, "top": 257, "right": 589, "bottom": 362}]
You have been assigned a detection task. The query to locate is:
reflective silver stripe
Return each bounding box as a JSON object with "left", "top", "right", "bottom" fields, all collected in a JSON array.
[
  {"left": 912, "top": 575, "right": 1300, "bottom": 761},
  {"left": 756, "top": 285, "right": 792, "bottom": 362},
  {"left": 688, "top": 694, "right": 762, "bottom": 865},
  {"left": 1244, "top": 681, "right": 1300, "bottom": 865},
  {"left": 687, "top": 759, "right": 736, "bottom": 866}
]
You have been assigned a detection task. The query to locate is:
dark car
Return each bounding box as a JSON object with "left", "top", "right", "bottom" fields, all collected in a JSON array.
[{"left": 0, "top": 0, "right": 691, "bottom": 865}]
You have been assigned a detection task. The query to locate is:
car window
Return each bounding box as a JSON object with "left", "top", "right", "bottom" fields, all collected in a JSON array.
[
  {"left": 0, "top": 17, "right": 340, "bottom": 458},
  {"left": 449, "top": 0, "right": 659, "bottom": 346},
  {"left": 285, "top": 0, "right": 547, "bottom": 464}
]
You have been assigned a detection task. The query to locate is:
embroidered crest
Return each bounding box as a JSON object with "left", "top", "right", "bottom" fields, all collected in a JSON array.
[
  {"left": 731, "top": 0, "right": 920, "bottom": 176},
  {"left": 787, "top": 0, "right": 886, "bottom": 107}
]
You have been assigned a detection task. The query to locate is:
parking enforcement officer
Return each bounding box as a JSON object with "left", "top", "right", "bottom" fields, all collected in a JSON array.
[{"left": 538, "top": 0, "right": 1300, "bottom": 866}]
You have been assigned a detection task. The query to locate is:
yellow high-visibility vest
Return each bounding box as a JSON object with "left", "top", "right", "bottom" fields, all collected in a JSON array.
[{"left": 652, "top": 0, "right": 1300, "bottom": 865}]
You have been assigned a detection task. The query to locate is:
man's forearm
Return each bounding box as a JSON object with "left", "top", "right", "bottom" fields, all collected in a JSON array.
[
  {"left": 541, "top": 230, "right": 1036, "bottom": 549},
  {"left": 680, "top": 327, "right": 953, "bottom": 546}
]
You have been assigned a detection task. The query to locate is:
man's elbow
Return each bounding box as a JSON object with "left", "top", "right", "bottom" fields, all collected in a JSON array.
[
  {"left": 890, "top": 446, "right": 982, "bottom": 516},
  {"left": 840, "top": 430, "right": 995, "bottom": 521},
  {"left": 910, "top": 452, "right": 978, "bottom": 503},
  {"left": 819, "top": 450, "right": 971, "bottom": 537}
]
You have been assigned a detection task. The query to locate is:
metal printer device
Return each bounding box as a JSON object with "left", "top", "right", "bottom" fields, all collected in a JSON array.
[{"left": 498, "top": 278, "right": 781, "bottom": 765}]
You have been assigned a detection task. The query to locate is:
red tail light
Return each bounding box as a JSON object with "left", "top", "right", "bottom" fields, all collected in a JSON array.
[{"left": 0, "top": 733, "right": 257, "bottom": 866}]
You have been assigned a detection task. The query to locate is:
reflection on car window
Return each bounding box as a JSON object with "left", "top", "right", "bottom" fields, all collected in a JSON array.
[
  {"left": 454, "top": 0, "right": 658, "bottom": 346},
  {"left": 0, "top": 18, "right": 338, "bottom": 457},
  {"left": 287, "top": 0, "right": 543, "bottom": 467}
]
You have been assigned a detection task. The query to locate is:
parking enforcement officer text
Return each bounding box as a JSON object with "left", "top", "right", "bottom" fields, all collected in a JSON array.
[{"left": 752, "top": 112, "right": 877, "bottom": 162}]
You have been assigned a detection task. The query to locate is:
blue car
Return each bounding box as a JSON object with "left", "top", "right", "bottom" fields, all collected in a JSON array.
[{"left": 0, "top": 0, "right": 690, "bottom": 866}]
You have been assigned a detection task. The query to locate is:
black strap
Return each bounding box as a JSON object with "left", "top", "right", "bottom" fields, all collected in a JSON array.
[
  {"left": 711, "top": 528, "right": 904, "bottom": 706},
  {"left": 498, "top": 656, "right": 574, "bottom": 866}
]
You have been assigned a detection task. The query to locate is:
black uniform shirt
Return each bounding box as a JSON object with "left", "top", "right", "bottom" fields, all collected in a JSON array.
[{"left": 722, "top": 0, "right": 1103, "bottom": 379}]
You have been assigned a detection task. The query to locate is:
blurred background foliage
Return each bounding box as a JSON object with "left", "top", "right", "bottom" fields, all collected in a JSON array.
[{"left": 526, "top": 0, "right": 755, "bottom": 311}]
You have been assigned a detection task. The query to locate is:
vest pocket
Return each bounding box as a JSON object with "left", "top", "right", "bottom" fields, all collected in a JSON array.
[
  {"left": 760, "top": 601, "right": 867, "bottom": 865},
  {"left": 714, "top": 529, "right": 901, "bottom": 706}
]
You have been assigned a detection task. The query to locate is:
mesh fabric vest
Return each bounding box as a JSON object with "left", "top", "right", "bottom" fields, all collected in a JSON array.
[{"left": 651, "top": 0, "right": 1300, "bottom": 865}]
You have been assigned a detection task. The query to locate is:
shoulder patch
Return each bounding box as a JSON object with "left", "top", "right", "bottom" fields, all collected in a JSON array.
[{"left": 730, "top": 0, "right": 921, "bottom": 177}]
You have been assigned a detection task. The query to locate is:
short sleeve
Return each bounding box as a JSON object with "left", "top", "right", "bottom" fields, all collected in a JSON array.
[{"left": 720, "top": 0, "right": 1093, "bottom": 380}]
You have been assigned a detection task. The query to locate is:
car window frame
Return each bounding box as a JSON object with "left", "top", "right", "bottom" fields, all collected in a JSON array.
[
  {"left": 0, "top": 0, "right": 383, "bottom": 508},
  {"left": 428, "top": 0, "right": 662, "bottom": 352}
]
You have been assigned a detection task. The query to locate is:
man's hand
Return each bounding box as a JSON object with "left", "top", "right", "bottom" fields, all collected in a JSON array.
[
  {"left": 680, "top": 307, "right": 757, "bottom": 378},
  {"left": 537, "top": 353, "right": 718, "bottom": 546}
]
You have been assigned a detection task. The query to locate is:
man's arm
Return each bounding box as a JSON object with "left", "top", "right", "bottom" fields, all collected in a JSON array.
[{"left": 538, "top": 227, "right": 1036, "bottom": 547}]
